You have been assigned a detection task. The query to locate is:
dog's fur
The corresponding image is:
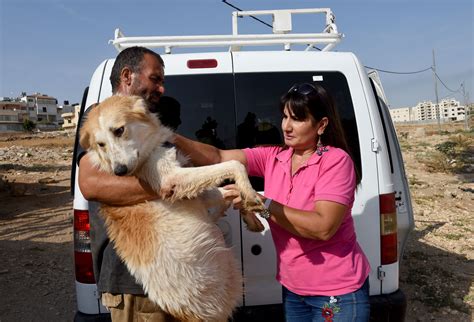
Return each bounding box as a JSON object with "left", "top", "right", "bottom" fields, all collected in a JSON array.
[{"left": 79, "top": 95, "right": 265, "bottom": 322}]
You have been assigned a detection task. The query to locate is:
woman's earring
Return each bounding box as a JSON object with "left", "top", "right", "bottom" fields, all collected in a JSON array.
[{"left": 316, "top": 135, "right": 328, "bottom": 156}]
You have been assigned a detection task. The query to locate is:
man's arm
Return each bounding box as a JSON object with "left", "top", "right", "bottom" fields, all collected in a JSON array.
[
  {"left": 174, "top": 134, "right": 246, "bottom": 166},
  {"left": 78, "top": 153, "right": 157, "bottom": 206}
]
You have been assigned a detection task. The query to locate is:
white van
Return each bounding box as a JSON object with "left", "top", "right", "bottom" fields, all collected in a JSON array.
[{"left": 71, "top": 8, "right": 414, "bottom": 322}]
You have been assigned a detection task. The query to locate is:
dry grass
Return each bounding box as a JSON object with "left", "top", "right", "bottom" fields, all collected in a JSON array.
[{"left": 415, "top": 131, "right": 474, "bottom": 174}]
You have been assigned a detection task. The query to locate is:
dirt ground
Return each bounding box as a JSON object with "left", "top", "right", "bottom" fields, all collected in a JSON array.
[{"left": 0, "top": 126, "right": 473, "bottom": 322}]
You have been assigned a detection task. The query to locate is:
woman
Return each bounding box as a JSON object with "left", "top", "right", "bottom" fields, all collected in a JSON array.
[{"left": 174, "top": 83, "right": 370, "bottom": 321}]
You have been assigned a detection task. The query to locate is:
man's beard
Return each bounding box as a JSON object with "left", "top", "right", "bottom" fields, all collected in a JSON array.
[
  {"left": 145, "top": 92, "right": 161, "bottom": 106},
  {"left": 130, "top": 83, "right": 161, "bottom": 107}
]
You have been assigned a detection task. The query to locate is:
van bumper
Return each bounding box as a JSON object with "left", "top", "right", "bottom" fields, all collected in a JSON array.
[
  {"left": 73, "top": 290, "right": 406, "bottom": 322},
  {"left": 370, "top": 289, "right": 407, "bottom": 322},
  {"left": 74, "top": 311, "right": 111, "bottom": 322},
  {"left": 233, "top": 289, "right": 407, "bottom": 322},
  {"left": 233, "top": 304, "right": 284, "bottom": 322}
]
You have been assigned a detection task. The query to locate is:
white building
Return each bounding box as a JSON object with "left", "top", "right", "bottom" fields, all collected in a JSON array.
[
  {"left": 20, "top": 93, "right": 58, "bottom": 125},
  {"left": 438, "top": 99, "right": 465, "bottom": 121},
  {"left": 413, "top": 101, "right": 437, "bottom": 121},
  {"left": 389, "top": 107, "right": 411, "bottom": 122},
  {"left": 390, "top": 98, "right": 465, "bottom": 123}
]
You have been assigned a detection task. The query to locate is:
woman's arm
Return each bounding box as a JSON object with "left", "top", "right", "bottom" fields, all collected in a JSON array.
[
  {"left": 78, "top": 153, "right": 157, "bottom": 206},
  {"left": 266, "top": 198, "right": 347, "bottom": 241},
  {"left": 228, "top": 189, "right": 347, "bottom": 241},
  {"left": 174, "top": 134, "right": 247, "bottom": 166},
  {"left": 266, "top": 151, "right": 355, "bottom": 240}
]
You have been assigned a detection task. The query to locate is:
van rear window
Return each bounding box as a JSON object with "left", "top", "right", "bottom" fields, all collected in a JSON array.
[
  {"left": 234, "top": 72, "right": 361, "bottom": 180},
  {"left": 164, "top": 74, "right": 236, "bottom": 149},
  {"left": 165, "top": 71, "right": 361, "bottom": 189}
]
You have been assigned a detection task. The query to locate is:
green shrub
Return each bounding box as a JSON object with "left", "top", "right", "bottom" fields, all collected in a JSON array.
[
  {"left": 22, "top": 119, "right": 36, "bottom": 132},
  {"left": 435, "top": 141, "right": 457, "bottom": 158}
]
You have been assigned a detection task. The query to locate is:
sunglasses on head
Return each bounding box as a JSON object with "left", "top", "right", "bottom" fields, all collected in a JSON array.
[{"left": 287, "top": 83, "right": 317, "bottom": 95}]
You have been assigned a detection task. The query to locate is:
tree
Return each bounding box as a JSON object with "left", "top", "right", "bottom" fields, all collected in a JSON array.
[{"left": 23, "top": 119, "right": 36, "bottom": 132}]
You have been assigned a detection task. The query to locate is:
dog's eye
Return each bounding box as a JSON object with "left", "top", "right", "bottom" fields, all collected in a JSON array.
[
  {"left": 113, "top": 126, "right": 125, "bottom": 137},
  {"left": 97, "top": 142, "right": 106, "bottom": 148}
]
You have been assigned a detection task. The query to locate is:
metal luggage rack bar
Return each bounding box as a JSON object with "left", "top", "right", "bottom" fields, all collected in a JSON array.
[{"left": 110, "top": 8, "right": 343, "bottom": 54}]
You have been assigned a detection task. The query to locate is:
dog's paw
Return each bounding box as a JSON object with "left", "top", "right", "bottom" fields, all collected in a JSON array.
[
  {"left": 241, "top": 210, "right": 265, "bottom": 232},
  {"left": 241, "top": 192, "right": 266, "bottom": 213}
]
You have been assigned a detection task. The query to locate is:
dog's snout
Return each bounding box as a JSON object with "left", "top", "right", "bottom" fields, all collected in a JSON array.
[{"left": 114, "top": 164, "right": 128, "bottom": 176}]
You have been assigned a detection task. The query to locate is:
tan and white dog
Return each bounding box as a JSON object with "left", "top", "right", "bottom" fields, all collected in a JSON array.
[{"left": 79, "top": 95, "right": 265, "bottom": 322}]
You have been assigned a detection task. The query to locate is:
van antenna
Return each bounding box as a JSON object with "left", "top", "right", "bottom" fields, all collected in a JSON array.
[
  {"left": 221, "top": 0, "right": 273, "bottom": 28},
  {"left": 221, "top": 0, "right": 321, "bottom": 51}
]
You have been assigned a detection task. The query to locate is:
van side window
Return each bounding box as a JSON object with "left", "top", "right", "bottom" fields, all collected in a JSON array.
[{"left": 369, "top": 79, "right": 394, "bottom": 173}]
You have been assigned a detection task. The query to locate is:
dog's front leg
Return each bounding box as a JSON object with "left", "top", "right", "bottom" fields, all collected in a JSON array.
[
  {"left": 160, "top": 160, "right": 243, "bottom": 200},
  {"left": 161, "top": 160, "right": 265, "bottom": 212}
]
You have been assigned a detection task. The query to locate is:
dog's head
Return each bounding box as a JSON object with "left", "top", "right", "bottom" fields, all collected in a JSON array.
[{"left": 80, "top": 95, "right": 171, "bottom": 176}]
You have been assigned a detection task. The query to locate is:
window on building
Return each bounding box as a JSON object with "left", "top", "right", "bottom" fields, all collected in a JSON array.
[{"left": 42, "top": 107, "right": 47, "bottom": 112}]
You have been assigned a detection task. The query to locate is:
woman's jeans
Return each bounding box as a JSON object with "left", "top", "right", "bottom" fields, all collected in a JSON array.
[{"left": 283, "top": 278, "right": 370, "bottom": 322}]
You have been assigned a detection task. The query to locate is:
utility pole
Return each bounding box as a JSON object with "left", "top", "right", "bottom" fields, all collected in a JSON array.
[
  {"left": 432, "top": 49, "right": 441, "bottom": 134},
  {"left": 461, "top": 81, "right": 470, "bottom": 130}
]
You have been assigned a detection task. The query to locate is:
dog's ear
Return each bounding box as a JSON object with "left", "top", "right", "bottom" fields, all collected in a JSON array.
[
  {"left": 130, "top": 96, "right": 154, "bottom": 123},
  {"left": 79, "top": 118, "right": 91, "bottom": 150},
  {"left": 131, "top": 97, "right": 149, "bottom": 113},
  {"left": 79, "top": 103, "right": 101, "bottom": 150}
]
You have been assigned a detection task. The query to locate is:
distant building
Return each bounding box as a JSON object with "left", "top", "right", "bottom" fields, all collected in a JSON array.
[
  {"left": 389, "top": 98, "right": 465, "bottom": 123},
  {"left": 0, "top": 100, "right": 28, "bottom": 132},
  {"left": 57, "top": 100, "right": 74, "bottom": 127},
  {"left": 413, "top": 101, "right": 437, "bottom": 121},
  {"left": 61, "top": 104, "right": 81, "bottom": 130},
  {"left": 438, "top": 99, "right": 465, "bottom": 121},
  {"left": 20, "top": 93, "right": 59, "bottom": 126},
  {"left": 389, "top": 107, "right": 411, "bottom": 122},
  {"left": 0, "top": 93, "right": 67, "bottom": 132}
]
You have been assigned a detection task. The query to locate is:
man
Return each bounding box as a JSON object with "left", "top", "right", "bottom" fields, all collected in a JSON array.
[{"left": 78, "top": 46, "right": 179, "bottom": 321}]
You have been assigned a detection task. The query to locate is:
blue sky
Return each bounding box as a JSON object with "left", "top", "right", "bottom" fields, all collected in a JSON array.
[{"left": 1, "top": 0, "right": 472, "bottom": 108}]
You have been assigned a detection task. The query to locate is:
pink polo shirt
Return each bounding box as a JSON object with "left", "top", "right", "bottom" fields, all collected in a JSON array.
[{"left": 244, "top": 146, "right": 370, "bottom": 296}]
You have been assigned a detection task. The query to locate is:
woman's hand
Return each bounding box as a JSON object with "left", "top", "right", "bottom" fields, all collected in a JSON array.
[
  {"left": 222, "top": 184, "right": 243, "bottom": 209},
  {"left": 222, "top": 185, "right": 267, "bottom": 209},
  {"left": 223, "top": 184, "right": 266, "bottom": 232}
]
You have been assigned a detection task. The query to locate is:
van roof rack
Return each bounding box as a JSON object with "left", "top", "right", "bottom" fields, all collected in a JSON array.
[{"left": 110, "top": 8, "right": 343, "bottom": 54}]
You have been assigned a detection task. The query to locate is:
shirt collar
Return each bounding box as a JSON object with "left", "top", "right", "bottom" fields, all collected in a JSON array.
[{"left": 275, "top": 146, "right": 328, "bottom": 166}]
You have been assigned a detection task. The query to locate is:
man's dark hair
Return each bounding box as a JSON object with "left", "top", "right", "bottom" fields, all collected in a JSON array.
[{"left": 110, "top": 46, "right": 164, "bottom": 93}]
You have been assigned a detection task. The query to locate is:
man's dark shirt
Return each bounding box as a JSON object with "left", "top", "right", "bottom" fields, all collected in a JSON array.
[{"left": 77, "top": 105, "right": 143, "bottom": 294}]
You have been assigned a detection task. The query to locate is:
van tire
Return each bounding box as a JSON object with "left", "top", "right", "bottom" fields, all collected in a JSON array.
[
  {"left": 369, "top": 289, "right": 407, "bottom": 322},
  {"left": 74, "top": 312, "right": 111, "bottom": 322}
]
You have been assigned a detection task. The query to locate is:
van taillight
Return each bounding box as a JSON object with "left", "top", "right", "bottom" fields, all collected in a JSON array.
[
  {"left": 74, "top": 209, "right": 95, "bottom": 284},
  {"left": 187, "top": 59, "right": 218, "bottom": 69},
  {"left": 380, "top": 193, "right": 398, "bottom": 265}
]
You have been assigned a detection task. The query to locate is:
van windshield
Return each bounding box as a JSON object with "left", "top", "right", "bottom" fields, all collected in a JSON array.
[{"left": 165, "top": 71, "right": 360, "bottom": 189}]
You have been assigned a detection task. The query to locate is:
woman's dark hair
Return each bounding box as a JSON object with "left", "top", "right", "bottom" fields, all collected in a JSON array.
[
  {"left": 110, "top": 46, "right": 164, "bottom": 93},
  {"left": 280, "top": 82, "right": 361, "bottom": 184}
]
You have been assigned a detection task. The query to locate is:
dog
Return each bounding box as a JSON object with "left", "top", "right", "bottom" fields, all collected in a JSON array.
[{"left": 79, "top": 95, "right": 266, "bottom": 322}]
